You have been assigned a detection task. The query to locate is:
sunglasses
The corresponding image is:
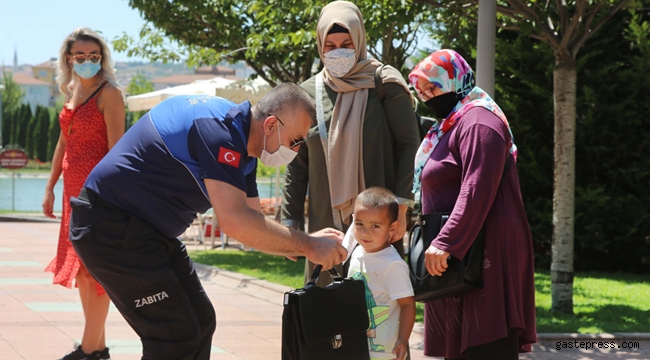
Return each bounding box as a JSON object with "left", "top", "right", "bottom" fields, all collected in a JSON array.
[
  {"left": 271, "top": 115, "right": 307, "bottom": 149},
  {"left": 70, "top": 53, "right": 102, "bottom": 65}
]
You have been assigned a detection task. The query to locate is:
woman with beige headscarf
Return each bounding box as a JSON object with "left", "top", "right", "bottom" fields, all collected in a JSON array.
[{"left": 281, "top": 0, "right": 421, "bottom": 286}]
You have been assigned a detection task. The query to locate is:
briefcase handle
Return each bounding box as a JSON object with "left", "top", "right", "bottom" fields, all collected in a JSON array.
[{"left": 307, "top": 265, "right": 344, "bottom": 285}]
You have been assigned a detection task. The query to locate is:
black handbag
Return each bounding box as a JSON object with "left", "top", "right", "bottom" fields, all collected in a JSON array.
[
  {"left": 407, "top": 213, "right": 485, "bottom": 302},
  {"left": 281, "top": 265, "right": 370, "bottom": 360},
  {"left": 407, "top": 155, "right": 511, "bottom": 302}
]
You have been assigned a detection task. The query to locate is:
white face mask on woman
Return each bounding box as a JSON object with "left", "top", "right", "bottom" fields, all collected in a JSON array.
[
  {"left": 323, "top": 48, "right": 356, "bottom": 78},
  {"left": 260, "top": 125, "right": 297, "bottom": 167}
]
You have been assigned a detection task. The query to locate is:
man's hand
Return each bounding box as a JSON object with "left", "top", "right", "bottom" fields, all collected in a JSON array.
[
  {"left": 310, "top": 227, "right": 344, "bottom": 244},
  {"left": 305, "top": 229, "right": 347, "bottom": 270},
  {"left": 425, "top": 244, "right": 450, "bottom": 276}
]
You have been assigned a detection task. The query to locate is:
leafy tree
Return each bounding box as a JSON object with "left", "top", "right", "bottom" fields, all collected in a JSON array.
[
  {"left": 126, "top": 73, "right": 154, "bottom": 124},
  {"left": 571, "top": 10, "right": 650, "bottom": 274},
  {"left": 1, "top": 71, "right": 24, "bottom": 147},
  {"left": 1, "top": 107, "right": 13, "bottom": 147},
  {"left": 1, "top": 71, "right": 24, "bottom": 116},
  {"left": 34, "top": 107, "right": 51, "bottom": 162},
  {"left": 114, "top": 0, "right": 431, "bottom": 85},
  {"left": 418, "top": 0, "right": 637, "bottom": 314},
  {"left": 48, "top": 111, "right": 61, "bottom": 162},
  {"left": 14, "top": 104, "right": 32, "bottom": 149},
  {"left": 24, "top": 106, "right": 40, "bottom": 159}
]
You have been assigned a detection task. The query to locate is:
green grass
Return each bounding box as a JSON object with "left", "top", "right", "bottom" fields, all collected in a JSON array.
[
  {"left": 190, "top": 249, "right": 650, "bottom": 333},
  {"left": 534, "top": 271, "right": 650, "bottom": 333},
  {"left": 191, "top": 249, "right": 306, "bottom": 288}
]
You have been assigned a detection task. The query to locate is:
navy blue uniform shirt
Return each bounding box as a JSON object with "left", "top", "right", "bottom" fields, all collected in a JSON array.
[{"left": 85, "top": 95, "right": 258, "bottom": 238}]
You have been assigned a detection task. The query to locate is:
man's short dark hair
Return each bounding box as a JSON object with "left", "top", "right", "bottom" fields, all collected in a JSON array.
[
  {"left": 252, "top": 82, "right": 315, "bottom": 124},
  {"left": 355, "top": 187, "right": 399, "bottom": 223}
]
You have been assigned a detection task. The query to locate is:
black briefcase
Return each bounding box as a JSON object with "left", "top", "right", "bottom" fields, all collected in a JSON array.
[{"left": 281, "top": 265, "right": 370, "bottom": 360}]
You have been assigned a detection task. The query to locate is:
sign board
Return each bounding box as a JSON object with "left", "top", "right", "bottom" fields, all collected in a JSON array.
[{"left": 0, "top": 149, "right": 29, "bottom": 169}]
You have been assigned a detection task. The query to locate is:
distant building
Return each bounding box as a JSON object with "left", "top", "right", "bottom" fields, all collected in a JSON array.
[
  {"left": 11, "top": 72, "right": 50, "bottom": 112},
  {"left": 194, "top": 65, "right": 237, "bottom": 77},
  {"left": 151, "top": 65, "right": 239, "bottom": 91},
  {"left": 32, "top": 58, "right": 58, "bottom": 106}
]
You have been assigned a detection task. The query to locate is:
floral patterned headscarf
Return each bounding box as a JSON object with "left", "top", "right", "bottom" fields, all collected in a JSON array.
[{"left": 409, "top": 49, "right": 517, "bottom": 194}]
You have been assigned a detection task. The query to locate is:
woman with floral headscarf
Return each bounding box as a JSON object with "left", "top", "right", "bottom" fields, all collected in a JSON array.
[
  {"left": 409, "top": 50, "right": 537, "bottom": 359},
  {"left": 281, "top": 0, "right": 421, "bottom": 286}
]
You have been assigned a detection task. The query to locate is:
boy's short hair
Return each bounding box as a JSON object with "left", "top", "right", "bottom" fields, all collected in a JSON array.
[{"left": 355, "top": 187, "right": 399, "bottom": 223}]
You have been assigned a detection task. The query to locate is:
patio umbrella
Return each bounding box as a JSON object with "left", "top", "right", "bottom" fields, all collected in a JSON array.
[
  {"left": 126, "top": 76, "right": 272, "bottom": 112},
  {"left": 126, "top": 77, "right": 235, "bottom": 112}
]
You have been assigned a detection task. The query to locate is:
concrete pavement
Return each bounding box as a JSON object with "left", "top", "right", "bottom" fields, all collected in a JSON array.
[{"left": 0, "top": 219, "right": 648, "bottom": 359}]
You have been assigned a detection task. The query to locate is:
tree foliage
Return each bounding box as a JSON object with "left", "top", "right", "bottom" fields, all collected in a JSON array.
[
  {"left": 114, "top": 0, "right": 432, "bottom": 85},
  {"left": 47, "top": 111, "right": 61, "bottom": 161},
  {"left": 1, "top": 71, "right": 24, "bottom": 116},
  {"left": 34, "top": 108, "right": 51, "bottom": 162},
  {"left": 1, "top": 71, "right": 24, "bottom": 147},
  {"left": 14, "top": 104, "right": 32, "bottom": 149},
  {"left": 126, "top": 73, "right": 154, "bottom": 125},
  {"left": 24, "top": 107, "right": 40, "bottom": 159}
]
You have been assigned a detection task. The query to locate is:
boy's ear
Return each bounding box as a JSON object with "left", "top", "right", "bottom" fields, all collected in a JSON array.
[{"left": 389, "top": 219, "right": 399, "bottom": 233}]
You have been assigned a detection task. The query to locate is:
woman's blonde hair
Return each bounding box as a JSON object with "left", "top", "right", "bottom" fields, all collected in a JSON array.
[{"left": 56, "top": 27, "right": 122, "bottom": 99}]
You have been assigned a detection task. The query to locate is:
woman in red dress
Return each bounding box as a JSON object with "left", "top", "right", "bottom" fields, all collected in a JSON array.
[{"left": 42, "top": 27, "right": 125, "bottom": 360}]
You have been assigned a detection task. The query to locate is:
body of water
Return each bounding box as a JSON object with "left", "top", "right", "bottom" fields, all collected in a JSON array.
[
  {"left": 0, "top": 173, "right": 283, "bottom": 212},
  {"left": 0, "top": 173, "right": 63, "bottom": 212}
]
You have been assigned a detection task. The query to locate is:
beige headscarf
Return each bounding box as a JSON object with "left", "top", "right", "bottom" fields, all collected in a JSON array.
[{"left": 317, "top": 0, "right": 411, "bottom": 222}]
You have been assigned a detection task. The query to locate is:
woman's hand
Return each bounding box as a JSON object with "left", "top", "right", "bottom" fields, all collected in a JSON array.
[
  {"left": 424, "top": 244, "right": 450, "bottom": 276},
  {"left": 42, "top": 190, "right": 56, "bottom": 219}
]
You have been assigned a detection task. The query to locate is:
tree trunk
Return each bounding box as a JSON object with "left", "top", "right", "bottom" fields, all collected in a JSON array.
[{"left": 551, "top": 61, "right": 576, "bottom": 314}]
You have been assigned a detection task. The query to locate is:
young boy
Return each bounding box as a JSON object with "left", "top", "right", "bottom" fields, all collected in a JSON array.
[{"left": 342, "top": 187, "right": 416, "bottom": 360}]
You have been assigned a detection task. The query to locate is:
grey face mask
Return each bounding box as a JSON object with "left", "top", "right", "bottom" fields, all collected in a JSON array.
[{"left": 323, "top": 48, "right": 356, "bottom": 78}]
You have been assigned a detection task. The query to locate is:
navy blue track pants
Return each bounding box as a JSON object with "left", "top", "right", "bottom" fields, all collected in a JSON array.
[{"left": 70, "top": 188, "right": 216, "bottom": 360}]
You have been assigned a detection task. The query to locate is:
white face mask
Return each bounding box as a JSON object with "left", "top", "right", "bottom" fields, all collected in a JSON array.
[
  {"left": 323, "top": 48, "right": 357, "bottom": 78},
  {"left": 260, "top": 125, "right": 298, "bottom": 166}
]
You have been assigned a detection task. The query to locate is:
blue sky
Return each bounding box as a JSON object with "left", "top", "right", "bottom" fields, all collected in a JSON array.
[{"left": 1, "top": 0, "right": 147, "bottom": 66}]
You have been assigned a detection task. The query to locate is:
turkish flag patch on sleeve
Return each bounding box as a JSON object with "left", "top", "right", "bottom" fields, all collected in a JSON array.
[{"left": 217, "top": 147, "right": 241, "bottom": 168}]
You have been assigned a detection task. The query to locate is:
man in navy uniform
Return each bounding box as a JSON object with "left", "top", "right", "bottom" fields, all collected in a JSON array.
[{"left": 69, "top": 83, "right": 346, "bottom": 359}]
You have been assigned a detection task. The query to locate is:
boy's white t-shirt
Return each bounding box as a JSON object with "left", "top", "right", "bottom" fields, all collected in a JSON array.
[{"left": 342, "top": 228, "right": 414, "bottom": 359}]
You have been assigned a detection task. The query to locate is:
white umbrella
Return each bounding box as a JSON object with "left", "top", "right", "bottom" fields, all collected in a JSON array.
[{"left": 126, "top": 77, "right": 236, "bottom": 112}]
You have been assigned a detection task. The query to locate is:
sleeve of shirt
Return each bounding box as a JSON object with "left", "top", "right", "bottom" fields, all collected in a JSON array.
[
  {"left": 383, "top": 260, "right": 414, "bottom": 300},
  {"left": 244, "top": 159, "right": 259, "bottom": 198},
  {"left": 187, "top": 117, "right": 249, "bottom": 194}
]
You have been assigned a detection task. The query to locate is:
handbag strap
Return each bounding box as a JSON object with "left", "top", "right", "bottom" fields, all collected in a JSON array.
[
  {"left": 315, "top": 73, "right": 344, "bottom": 230},
  {"left": 307, "top": 265, "right": 344, "bottom": 286}
]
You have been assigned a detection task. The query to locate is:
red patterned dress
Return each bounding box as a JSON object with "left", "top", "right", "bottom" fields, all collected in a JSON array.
[{"left": 45, "top": 88, "right": 109, "bottom": 296}]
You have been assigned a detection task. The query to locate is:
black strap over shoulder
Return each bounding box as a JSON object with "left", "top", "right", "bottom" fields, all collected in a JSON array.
[
  {"left": 82, "top": 81, "right": 108, "bottom": 107},
  {"left": 67, "top": 81, "right": 109, "bottom": 135},
  {"left": 374, "top": 65, "right": 386, "bottom": 102}
]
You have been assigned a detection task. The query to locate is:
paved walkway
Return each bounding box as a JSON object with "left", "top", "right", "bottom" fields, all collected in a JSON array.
[{"left": 0, "top": 219, "right": 648, "bottom": 359}]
